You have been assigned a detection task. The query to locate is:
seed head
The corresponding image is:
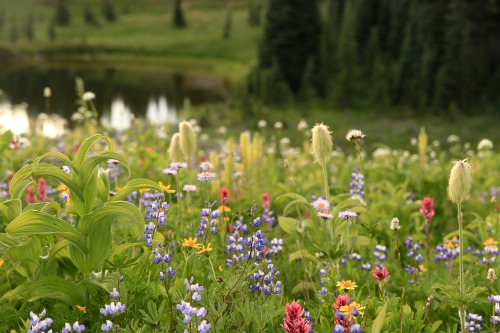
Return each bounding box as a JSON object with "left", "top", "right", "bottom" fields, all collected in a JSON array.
[
  {"left": 179, "top": 121, "right": 197, "bottom": 157},
  {"left": 448, "top": 159, "right": 472, "bottom": 204},
  {"left": 168, "top": 133, "right": 184, "bottom": 162},
  {"left": 311, "top": 123, "right": 332, "bottom": 166},
  {"left": 488, "top": 268, "right": 497, "bottom": 283}
]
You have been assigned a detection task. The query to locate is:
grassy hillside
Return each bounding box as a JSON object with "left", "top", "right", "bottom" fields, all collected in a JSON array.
[{"left": 0, "top": 0, "right": 261, "bottom": 80}]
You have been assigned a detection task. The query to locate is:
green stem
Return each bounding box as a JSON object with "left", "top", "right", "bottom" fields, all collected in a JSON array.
[
  {"left": 457, "top": 202, "right": 466, "bottom": 332},
  {"left": 395, "top": 230, "right": 404, "bottom": 333},
  {"left": 321, "top": 163, "right": 329, "bottom": 201}
]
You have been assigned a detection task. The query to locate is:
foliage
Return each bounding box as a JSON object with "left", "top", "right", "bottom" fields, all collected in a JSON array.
[{"left": 0, "top": 116, "right": 498, "bottom": 332}]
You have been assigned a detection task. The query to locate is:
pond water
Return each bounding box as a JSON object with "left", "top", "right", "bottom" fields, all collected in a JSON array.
[{"left": 0, "top": 65, "right": 233, "bottom": 135}]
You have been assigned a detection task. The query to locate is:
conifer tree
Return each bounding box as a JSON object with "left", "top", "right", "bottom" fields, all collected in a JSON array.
[
  {"left": 173, "top": 0, "right": 186, "bottom": 28},
  {"left": 257, "top": 0, "right": 321, "bottom": 96}
]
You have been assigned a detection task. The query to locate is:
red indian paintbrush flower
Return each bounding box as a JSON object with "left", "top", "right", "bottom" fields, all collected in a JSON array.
[
  {"left": 220, "top": 187, "right": 230, "bottom": 205},
  {"left": 334, "top": 294, "right": 351, "bottom": 311},
  {"left": 281, "top": 301, "right": 312, "bottom": 333},
  {"left": 262, "top": 192, "right": 271, "bottom": 209},
  {"left": 420, "top": 197, "right": 435, "bottom": 223},
  {"left": 372, "top": 265, "right": 391, "bottom": 282}
]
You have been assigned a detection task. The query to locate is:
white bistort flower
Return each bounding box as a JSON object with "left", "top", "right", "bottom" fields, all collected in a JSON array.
[
  {"left": 345, "top": 129, "right": 366, "bottom": 142},
  {"left": 478, "top": 139, "right": 493, "bottom": 151}
]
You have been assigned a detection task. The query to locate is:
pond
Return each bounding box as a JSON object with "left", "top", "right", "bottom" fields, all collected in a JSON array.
[{"left": 0, "top": 65, "right": 233, "bottom": 135}]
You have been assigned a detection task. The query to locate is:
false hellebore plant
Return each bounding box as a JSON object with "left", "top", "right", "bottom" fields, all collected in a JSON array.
[{"left": 0, "top": 134, "right": 162, "bottom": 305}]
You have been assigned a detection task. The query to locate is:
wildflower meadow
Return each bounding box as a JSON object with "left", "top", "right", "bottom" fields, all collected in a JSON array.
[{"left": 1, "top": 94, "right": 500, "bottom": 333}]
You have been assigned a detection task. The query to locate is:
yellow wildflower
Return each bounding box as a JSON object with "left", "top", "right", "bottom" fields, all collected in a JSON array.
[
  {"left": 484, "top": 237, "right": 499, "bottom": 248},
  {"left": 336, "top": 280, "right": 357, "bottom": 290},
  {"left": 418, "top": 264, "right": 427, "bottom": 273},
  {"left": 76, "top": 305, "right": 87, "bottom": 313},
  {"left": 218, "top": 205, "right": 231, "bottom": 213},
  {"left": 159, "top": 182, "right": 176, "bottom": 194},
  {"left": 0, "top": 258, "right": 4, "bottom": 267},
  {"left": 182, "top": 237, "right": 201, "bottom": 249},
  {"left": 197, "top": 243, "right": 213, "bottom": 254},
  {"left": 445, "top": 236, "right": 459, "bottom": 249},
  {"left": 339, "top": 302, "right": 365, "bottom": 319}
]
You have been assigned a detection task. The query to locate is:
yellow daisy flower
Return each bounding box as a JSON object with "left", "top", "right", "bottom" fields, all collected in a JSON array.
[
  {"left": 484, "top": 237, "right": 499, "bottom": 248},
  {"left": 339, "top": 302, "right": 365, "bottom": 319},
  {"left": 197, "top": 243, "right": 213, "bottom": 254},
  {"left": 182, "top": 237, "right": 201, "bottom": 249},
  {"left": 159, "top": 182, "right": 176, "bottom": 194},
  {"left": 218, "top": 205, "right": 231, "bottom": 213},
  {"left": 337, "top": 280, "right": 357, "bottom": 290},
  {"left": 76, "top": 305, "right": 87, "bottom": 313},
  {"left": 418, "top": 264, "right": 427, "bottom": 273}
]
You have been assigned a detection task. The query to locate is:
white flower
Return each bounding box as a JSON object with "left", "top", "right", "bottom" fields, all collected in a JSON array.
[
  {"left": 390, "top": 217, "right": 400, "bottom": 230},
  {"left": 447, "top": 135, "right": 460, "bottom": 144},
  {"left": 345, "top": 129, "right": 366, "bottom": 142},
  {"left": 217, "top": 126, "right": 227, "bottom": 134},
  {"left": 82, "top": 91, "right": 96, "bottom": 101},
  {"left": 372, "top": 147, "right": 391, "bottom": 159},
  {"left": 43, "top": 87, "right": 51, "bottom": 98},
  {"left": 183, "top": 184, "right": 197, "bottom": 192},
  {"left": 297, "top": 119, "right": 308, "bottom": 131},
  {"left": 258, "top": 120, "right": 267, "bottom": 128},
  {"left": 71, "top": 112, "right": 84, "bottom": 122},
  {"left": 478, "top": 139, "right": 493, "bottom": 151},
  {"left": 274, "top": 121, "right": 283, "bottom": 129},
  {"left": 280, "top": 137, "right": 290, "bottom": 146},
  {"left": 410, "top": 138, "right": 417, "bottom": 146}
]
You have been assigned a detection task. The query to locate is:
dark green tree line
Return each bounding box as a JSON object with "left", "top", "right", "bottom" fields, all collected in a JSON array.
[{"left": 250, "top": 0, "right": 500, "bottom": 112}]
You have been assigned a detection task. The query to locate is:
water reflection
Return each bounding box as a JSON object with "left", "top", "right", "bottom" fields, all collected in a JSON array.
[
  {"left": 0, "top": 101, "right": 31, "bottom": 135},
  {"left": 0, "top": 66, "right": 232, "bottom": 126}
]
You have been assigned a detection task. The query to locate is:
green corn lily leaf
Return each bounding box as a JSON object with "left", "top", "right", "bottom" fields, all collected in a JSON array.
[
  {"left": 6, "top": 236, "right": 42, "bottom": 278},
  {"left": 278, "top": 216, "right": 299, "bottom": 234},
  {"left": 22, "top": 201, "right": 61, "bottom": 215},
  {"left": 5, "top": 277, "right": 86, "bottom": 305},
  {"left": 74, "top": 134, "right": 114, "bottom": 168},
  {"left": 97, "top": 168, "right": 111, "bottom": 202},
  {"left": 110, "top": 178, "right": 163, "bottom": 202},
  {"left": 79, "top": 201, "right": 145, "bottom": 236},
  {"left": 82, "top": 166, "right": 99, "bottom": 214},
  {"left": 80, "top": 152, "right": 130, "bottom": 180},
  {"left": 39, "top": 151, "right": 76, "bottom": 170},
  {"left": 5, "top": 210, "right": 88, "bottom": 254},
  {"left": 9, "top": 165, "right": 34, "bottom": 199},
  {"left": 47, "top": 239, "right": 71, "bottom": 268},
  {"left": 0, "top": 199, "right": 22, "bottom": 224},
  {"left": 70, "top": 219, "right": 112, "bottom": 273}
]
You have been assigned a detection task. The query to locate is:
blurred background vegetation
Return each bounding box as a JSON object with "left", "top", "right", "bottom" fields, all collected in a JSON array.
[{"left": 0, "top": 0, "right": 500, "bottom": 147}]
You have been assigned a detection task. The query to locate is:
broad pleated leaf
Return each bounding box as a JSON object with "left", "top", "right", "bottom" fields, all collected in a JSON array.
[
  {"left": 6, "top": 236, "right": 42, "bottom": 278},
  {"left": 25, "top": 277, "right": 86, "bottom": 305},
  {"left": 0, "top": 199, "right": 22, "bottom": 224},
  {"left": 111, "top": 178, "right": 163, "bottom": 202},
  {"left": 79, "top": 201, "right": 145, "bottom": 236},
  {"left": 6, "top": 210, "right": 87, "bottom": 254},
  {"left": 278, "top": 216, "right": 299, "bottom": 234},
  {"left": 74, "top": 134, "right": 114, "bottom": 168}
]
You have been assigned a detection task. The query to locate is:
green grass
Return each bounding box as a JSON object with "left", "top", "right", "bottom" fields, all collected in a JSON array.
[{"left": 0, "top": 0, "right": 261, "bottom": 81}]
